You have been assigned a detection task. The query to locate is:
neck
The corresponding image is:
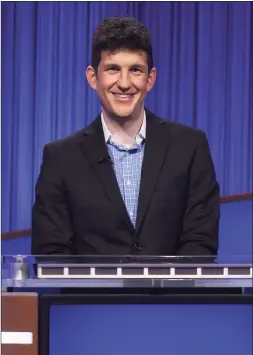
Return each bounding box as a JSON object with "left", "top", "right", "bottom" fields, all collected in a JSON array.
[{"left": 102, "top": 108, "right": 145, "bottom": 147}]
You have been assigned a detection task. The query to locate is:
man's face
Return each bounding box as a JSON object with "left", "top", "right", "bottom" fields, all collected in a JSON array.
[{"left": 86, "top": 49, "right": 156, "bottom": 120}]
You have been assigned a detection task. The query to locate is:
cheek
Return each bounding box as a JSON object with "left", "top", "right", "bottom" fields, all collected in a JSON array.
[
  {"left": 99, "top": 74, "right": 115, "bottom": 87},
  {"left": 96, "top": 82, "right": 109, "bottom": 97},
  {"left": 97, "top": 81, "right": 114, "bottom": 96},
  {"left": 96, "top": 85, "right": 113, "bottom": 107},
  {"left": 133, "top": 78, "right": 149, "bottom": 92}
]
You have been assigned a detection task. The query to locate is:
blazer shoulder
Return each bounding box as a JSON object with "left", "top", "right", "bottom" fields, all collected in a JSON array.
[
  {"left": 44, "top": 128, "right": 86, "bottom": 152},
  {"left": 164, "top": 121, "right": 209, "bottom": 149},
  {"left": 167, "top": 120, "right": 206, "bottom": 139},
  {"left": 147, "top": 110, "right": 206, "bottom": 140}
]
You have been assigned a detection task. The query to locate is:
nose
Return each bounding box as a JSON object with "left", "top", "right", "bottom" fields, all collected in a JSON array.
[{"left": 117, "top": 71, "right": 131, "bottom": 92}]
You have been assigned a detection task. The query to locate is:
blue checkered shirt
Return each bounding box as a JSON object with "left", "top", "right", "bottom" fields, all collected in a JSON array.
[{"left": 101, "top": 113, "right": 146, "bottom": 227}]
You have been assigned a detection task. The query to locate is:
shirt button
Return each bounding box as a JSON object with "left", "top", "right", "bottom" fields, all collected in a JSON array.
[
  {"left": 134, "top": 243, "right": 143, "bottom": 252},
  {"left": 127, "top": 180, "right": 131, "bottom": 186}
]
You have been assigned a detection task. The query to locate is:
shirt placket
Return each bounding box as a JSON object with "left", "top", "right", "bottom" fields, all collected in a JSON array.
[{"left": 123, "top": 153, "right": 136, "bottom": 226}]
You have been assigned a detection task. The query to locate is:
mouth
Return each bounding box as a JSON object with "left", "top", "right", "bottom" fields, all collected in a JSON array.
[{"left": 111, "top": 93, "right": 136, "bottom": 103}]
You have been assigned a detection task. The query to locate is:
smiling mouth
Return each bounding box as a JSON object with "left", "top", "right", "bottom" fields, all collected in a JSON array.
[{"left": 112, "top": 93, "right": 136, "bottom": 102}]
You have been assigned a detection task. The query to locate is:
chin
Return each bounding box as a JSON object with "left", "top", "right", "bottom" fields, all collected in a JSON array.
[
  {"left": 116, "top": 102, "right": 140, "bottom": 115},
  {"left": 111, "top": 108, "right": 135, "bottom": 120}
]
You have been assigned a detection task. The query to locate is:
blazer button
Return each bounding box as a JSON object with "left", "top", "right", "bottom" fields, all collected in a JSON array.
[{"left": 134, "top": 243, "right": 143, "bottom": 252}]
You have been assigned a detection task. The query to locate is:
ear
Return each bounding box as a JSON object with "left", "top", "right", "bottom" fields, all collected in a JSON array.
[
  {"left": 146, "top": 67, "right": 157, "bottom": 92},
  {"left": 86, "top": 66, "right": 97, "bottom": 90}
]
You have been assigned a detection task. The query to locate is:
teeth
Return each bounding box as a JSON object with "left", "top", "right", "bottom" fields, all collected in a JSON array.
[{"left": 116, "top": 94, "right": 130, "bottom": 98}]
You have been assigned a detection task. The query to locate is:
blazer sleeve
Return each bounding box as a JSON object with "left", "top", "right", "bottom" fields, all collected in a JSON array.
[
  {"left": 31, "top": 144, "right": 74, "bottom": 255},
  {"left": 177, "top": 132, "right": 220, "bottom": 256}
]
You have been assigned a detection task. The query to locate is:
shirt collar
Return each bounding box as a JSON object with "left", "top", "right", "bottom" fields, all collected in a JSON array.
[{"left": 101, "top": 111, "right": 146, "bottom": 146}]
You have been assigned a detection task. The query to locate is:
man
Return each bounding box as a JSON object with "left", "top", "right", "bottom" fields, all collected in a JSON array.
[{"left": 31, "top": 17, "right": 220, "bottom": 256}]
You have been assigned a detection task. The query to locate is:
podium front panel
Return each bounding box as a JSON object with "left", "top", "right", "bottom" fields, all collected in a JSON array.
[
  {"left": 1, "top": 293, "right": 38, "bottom": 355},
  {"left": 39, "top": 294, "right": 252, "bottom": 355}
]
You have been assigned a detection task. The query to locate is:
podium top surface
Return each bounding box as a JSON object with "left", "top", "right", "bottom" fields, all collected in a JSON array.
[
  {"left": 2, "top": 254, "right": 253, "bottom": 263},
  {"left": 1, "top": 254, "right": 252, "bottom": 289}
]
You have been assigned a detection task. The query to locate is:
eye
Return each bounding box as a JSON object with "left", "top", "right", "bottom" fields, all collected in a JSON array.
[
  {"left": 107, "top": 66, "right": 118, "bottom": 72},
  {"left": 131, "top": 67, "right": 142, "bottom": 73}
]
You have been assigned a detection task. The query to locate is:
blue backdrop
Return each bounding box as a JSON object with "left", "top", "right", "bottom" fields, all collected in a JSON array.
[{"left": 1, "top": 1, "right": 252, "bottom": 232}]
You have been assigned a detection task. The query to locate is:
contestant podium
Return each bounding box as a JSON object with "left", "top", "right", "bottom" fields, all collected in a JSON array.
[{"left": 1, "top": 255, "right": 252, "bottom": 355}]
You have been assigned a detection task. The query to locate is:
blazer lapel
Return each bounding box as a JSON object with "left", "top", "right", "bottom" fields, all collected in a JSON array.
[
  {"left": 80, "top": 115, "right": 134, "bottom": 233},
  {"left": 135, "top": 111, "right": 171, "bottom": 234}
]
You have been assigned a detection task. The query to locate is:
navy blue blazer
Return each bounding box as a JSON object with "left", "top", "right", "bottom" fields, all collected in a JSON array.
[{"left": 32, "top": 110, "right": 220, "bottom": 256}]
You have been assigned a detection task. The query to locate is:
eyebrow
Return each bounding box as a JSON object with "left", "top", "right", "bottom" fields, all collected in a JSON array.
[{"left": 103, "top": 63, "right": 146, "bottom": 69}]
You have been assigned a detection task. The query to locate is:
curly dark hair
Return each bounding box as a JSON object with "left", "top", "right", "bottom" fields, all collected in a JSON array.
[{"left": 91, "top": 17, "right": 153, "bottom": 72}]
